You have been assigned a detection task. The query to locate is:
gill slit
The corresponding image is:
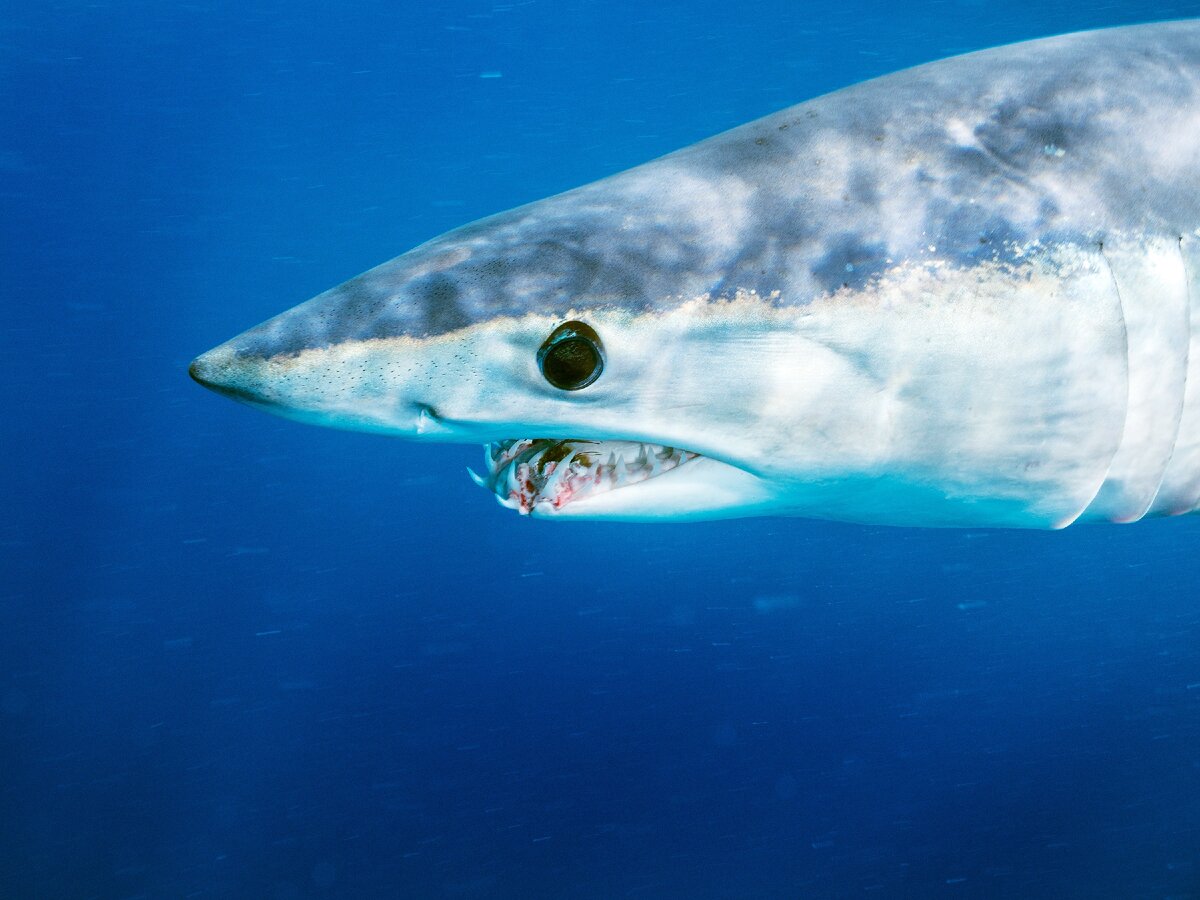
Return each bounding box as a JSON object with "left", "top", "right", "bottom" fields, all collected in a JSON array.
[
  {"left": 1063, "top": 239, "right": 1130, "bottom": 526},
  {"left": 1145, "top": 234, "right": 1194, "bottom": 513}
]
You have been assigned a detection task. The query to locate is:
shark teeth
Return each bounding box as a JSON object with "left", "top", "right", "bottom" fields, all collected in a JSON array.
[{"left": 473, "top": 439, "right": 699, "bottom": 515}]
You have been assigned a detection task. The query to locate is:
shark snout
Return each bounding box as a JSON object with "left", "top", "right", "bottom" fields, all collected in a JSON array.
[
  {"left": 188, "top": 349, "right": 268, "bottom": 406},
  {"left": 188, "top": 353, "right": 217, "bottom": 388}
]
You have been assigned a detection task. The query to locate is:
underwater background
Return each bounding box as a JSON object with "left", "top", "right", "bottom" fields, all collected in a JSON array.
[{"left": 7, "top": 1, "right": 1200, "bottom": 896}]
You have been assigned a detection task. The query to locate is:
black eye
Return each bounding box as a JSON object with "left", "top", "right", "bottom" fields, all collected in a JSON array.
[{"left": 537, "top": 320, "right": 605, "bottom": 391}]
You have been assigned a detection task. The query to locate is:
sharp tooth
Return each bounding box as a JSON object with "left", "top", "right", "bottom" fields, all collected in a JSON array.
[
  {"left": 533, "top": 497, "right": 555, "bottom": 512},
  {"left": 502, "top": 440, "right": 530, "bottom": 466},
  {"left": 467, "top": 467, "right": 488, "bottom": 488},
  {"left": 507, "top": 463, "right": 522, "bottom": 496},
  {"left": 614, "top": 455, "right": 628, "bottom": 481},
  {"left": 542, "top": 461, "right": 568, "bottom": 498}
]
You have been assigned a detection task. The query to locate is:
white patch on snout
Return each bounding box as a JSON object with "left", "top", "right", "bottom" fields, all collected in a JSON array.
[
  {"left": 945, "top": 117, "right": 978, "bottom": 149},
  {"left": 614, "top": 165, "right": 754, "bottom": 259}
]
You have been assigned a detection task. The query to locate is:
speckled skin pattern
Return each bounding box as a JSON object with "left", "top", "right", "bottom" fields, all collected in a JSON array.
[
  {"left": 192, "top": 21, "right": 1200, "bottom": 527},
  {"left": 225, "top": 20, "right": 1200, "bottom": 358}
]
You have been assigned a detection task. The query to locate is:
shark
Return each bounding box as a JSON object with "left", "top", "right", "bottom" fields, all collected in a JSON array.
[{"left": 190, "top": 20, "right": 1200, "bottom": 528}]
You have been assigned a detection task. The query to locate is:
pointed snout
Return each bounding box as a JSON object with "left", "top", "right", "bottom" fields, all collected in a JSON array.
[
  {"left": 188, "top": 347, "right": 270, "bottom": 406},
  {"left": 188, "top": 352, "right": 218, "bottom": 389},
  {"left": 187, "top": 337, "right": 437, "bottom": 436}
]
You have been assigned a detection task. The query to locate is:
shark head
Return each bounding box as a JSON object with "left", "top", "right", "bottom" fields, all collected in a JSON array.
[
  {"left": 187, "top": 98, "right": 1130, "bottom": 529},
  {"left": 193, "top": 23, "right": 1198, "bottom": 528},
  {"left": 189, "top": 168, "right": 797, "bottom": 521}
]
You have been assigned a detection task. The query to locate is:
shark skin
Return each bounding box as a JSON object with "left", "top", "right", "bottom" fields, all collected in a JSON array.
[{"left": 191, "top": 21, "right": 1200, "bottom": 528}]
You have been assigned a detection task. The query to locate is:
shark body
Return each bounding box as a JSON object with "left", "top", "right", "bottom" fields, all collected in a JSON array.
[{"left": 192, "top": 21, "right": 1200, "bottom": 528}]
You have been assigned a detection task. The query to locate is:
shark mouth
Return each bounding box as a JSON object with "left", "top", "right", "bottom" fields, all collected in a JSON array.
[{"left": 469, "top": 439, "right": 700, "bottom": 515}]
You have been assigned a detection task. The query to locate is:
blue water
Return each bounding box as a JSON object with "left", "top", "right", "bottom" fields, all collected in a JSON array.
[{"left": 7, "top": 2, "right": 1200, "bottom": 896}]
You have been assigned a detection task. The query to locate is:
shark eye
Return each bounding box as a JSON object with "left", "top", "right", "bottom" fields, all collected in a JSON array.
[{"left": 537, "top": 320, "right": 605, "bottom": 391}]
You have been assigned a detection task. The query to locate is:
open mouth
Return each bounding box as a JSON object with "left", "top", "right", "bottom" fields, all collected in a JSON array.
[{"left": 469, "top": 439, "right": 700, "bottom": 515}]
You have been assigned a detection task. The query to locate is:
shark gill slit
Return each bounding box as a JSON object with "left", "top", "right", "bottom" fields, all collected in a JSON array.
[
  {"left": 1070, "top": 241, "right": 1131, "bottom": 525},
  {"left": 1150, "top": 234, "right": 1196, "bottom": 512},
  {"left": 1151, "top": 231, "right": 1200, "bottom": 515}
]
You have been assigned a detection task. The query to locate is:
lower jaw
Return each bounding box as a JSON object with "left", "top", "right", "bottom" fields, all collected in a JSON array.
[{"left": 483, "top": 450, "right": 777, "bottom": 522}]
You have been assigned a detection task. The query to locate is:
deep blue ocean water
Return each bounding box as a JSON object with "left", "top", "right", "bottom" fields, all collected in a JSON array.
[{"left": 8, "top": 2, "right": 1200, "bottom": 897}]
